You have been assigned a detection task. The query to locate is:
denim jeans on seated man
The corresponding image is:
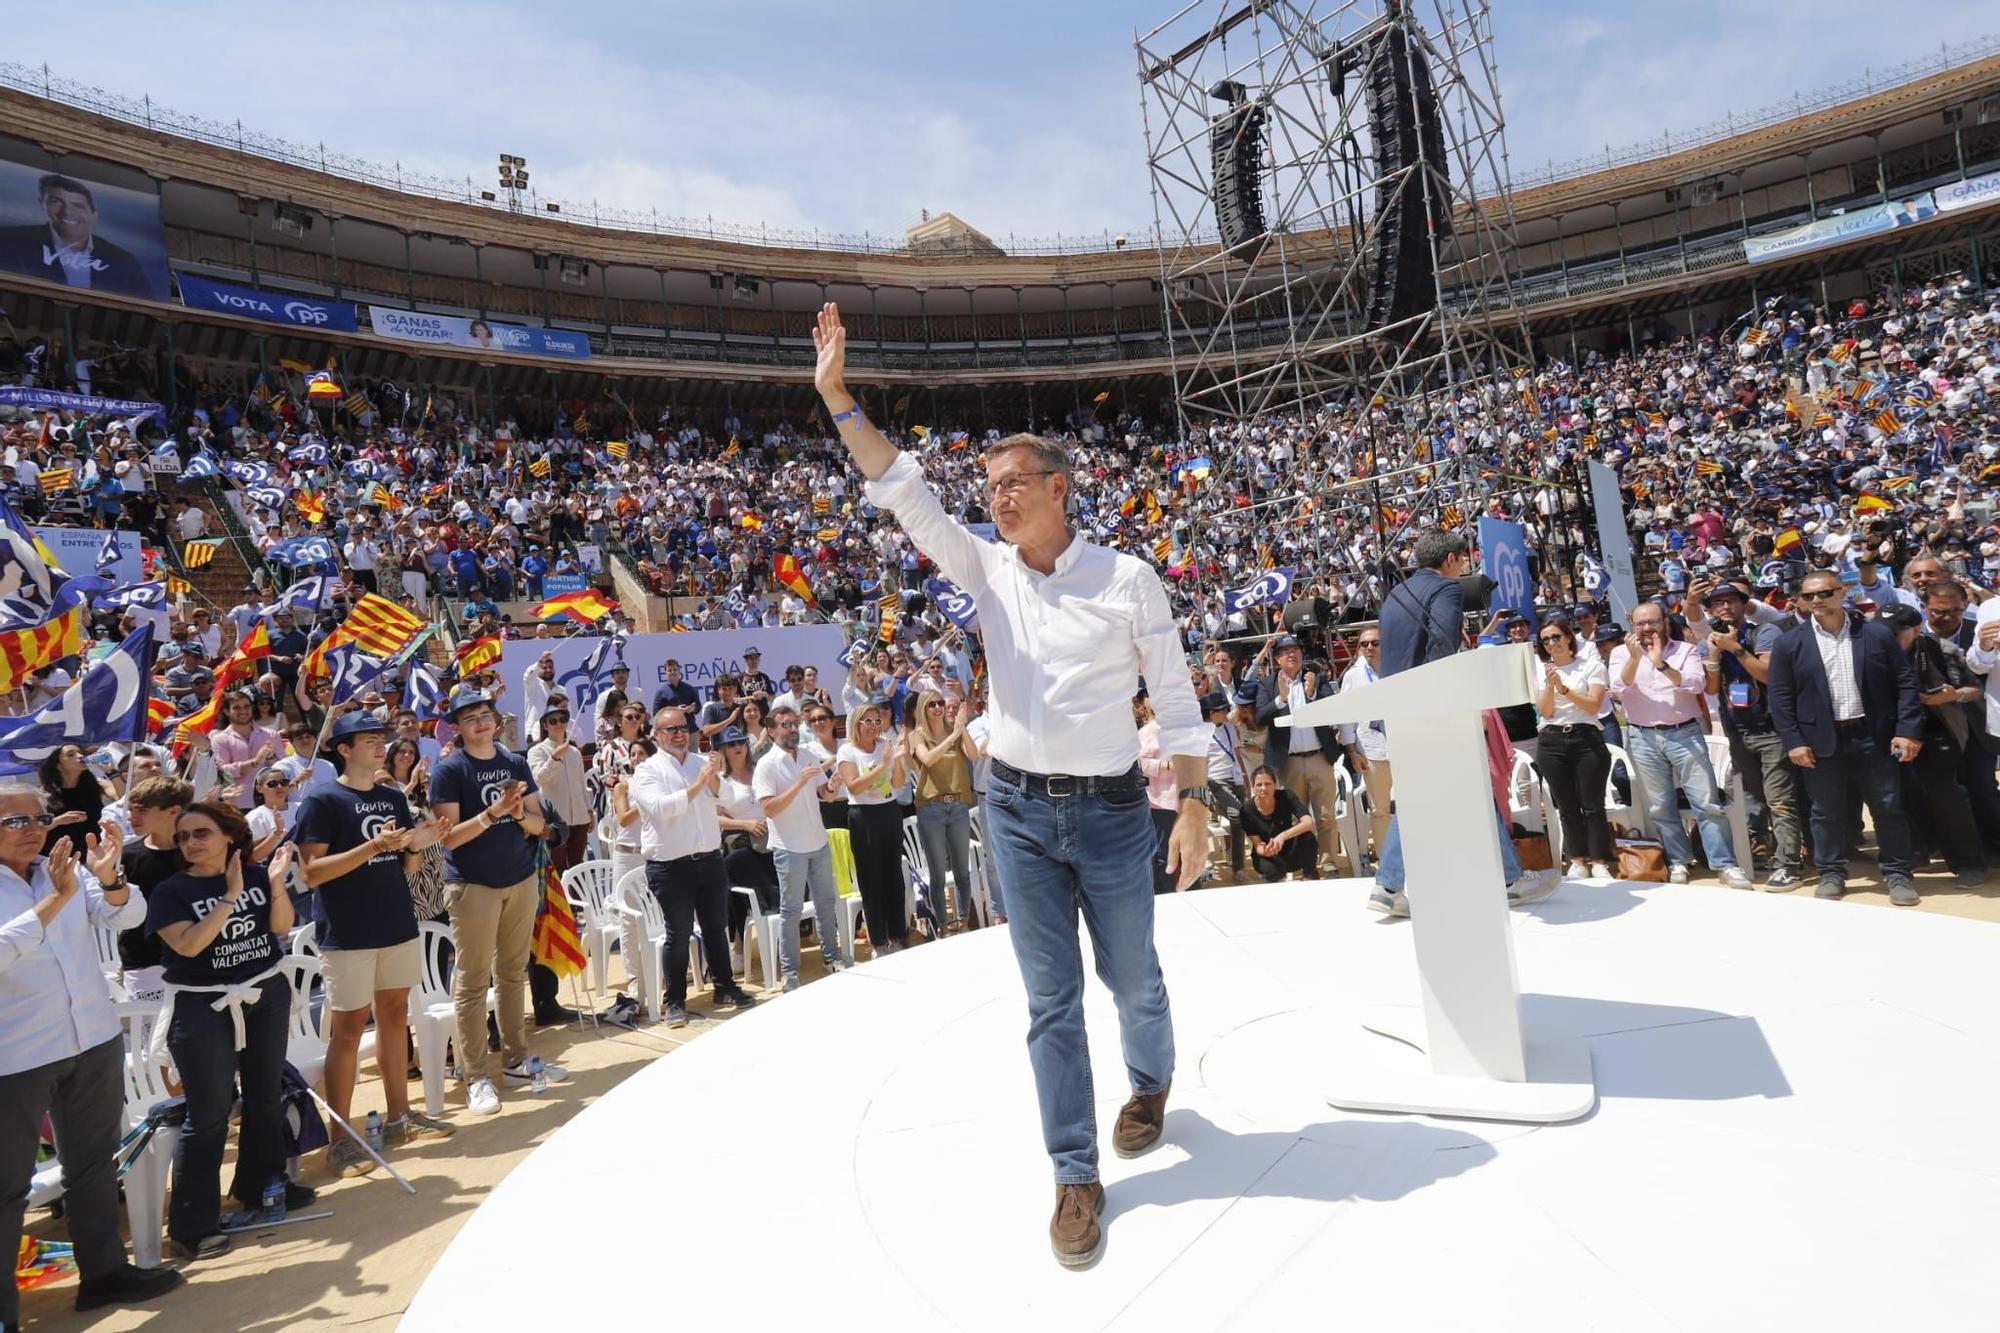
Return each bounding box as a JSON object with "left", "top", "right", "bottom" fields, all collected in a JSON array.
[
  {"left": 1623, "top": 719, "right": 1739, "bottom": 870},
  {"left": 982, "top": 766, "right": 1173, "bottom": 1186},
  {"left": 1373, "top": 801, "right": 1522, "bottom": 893},
  {"left": 772, "top": 844, "right": 844, "bottom": 976}
]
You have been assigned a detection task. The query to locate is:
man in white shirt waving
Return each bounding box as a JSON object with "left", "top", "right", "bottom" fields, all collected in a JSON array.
[{"left": 812, "top": 303, "right": 1211, "bottom": 1269}]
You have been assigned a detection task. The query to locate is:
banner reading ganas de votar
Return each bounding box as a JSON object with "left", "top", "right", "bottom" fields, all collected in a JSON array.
[
  {"left": 495, "top": 625, "right": 855, "bottom": 723},
  {"left": 367, "top": 307, "right": 591, "bottom": 360}
]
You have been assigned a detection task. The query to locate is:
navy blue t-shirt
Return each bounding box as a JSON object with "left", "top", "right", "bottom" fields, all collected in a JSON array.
[
  {"left": 293, "top": 781, "right": 422, "bottom": 950},
  {"left": 145, "top": 864, "right": 281, "bottom": 986},
  {"left": 429, "top": 747, "right": 539, "bottom": 887}
]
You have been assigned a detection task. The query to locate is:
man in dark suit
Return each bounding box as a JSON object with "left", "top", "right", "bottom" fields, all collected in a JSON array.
[
  {"left": 1253, "top": 634, "right": 1340, "bottom": 875},
  {"left": 1364, "top": 531, "right": 1543, "bottom": 915},
  {"left": 1922, "top": 579, "right": 2000, "bottom": 860},
  {"left": 1767, "top": 570, "right": 1924, "bottom": 903},
  {"left": 0, "top": 174, "right": 164, "bottom": 301}
]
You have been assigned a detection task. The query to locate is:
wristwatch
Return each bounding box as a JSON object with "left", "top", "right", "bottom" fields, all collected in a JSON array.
[{"left": 1179, "top": 785, "right": 1215, "bottom": 810}]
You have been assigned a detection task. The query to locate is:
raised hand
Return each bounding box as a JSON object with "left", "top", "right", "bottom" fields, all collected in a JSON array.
[
  {"left": 84, "top": 822, "right": 123, "bottom": 886},
  {"left": 405, "top": 818, "right": 442, "bottom": 852},
  {"left": 269, "top": 842, "right": 296, "bottom": 883},
  {"left": 45, "top": 837, "right": 81, "bottom": 903},
  {"left": 812, "top": 303, "right": 849, "bottom": 401},
  {"left": 223, "top": 847, "right": 245, "bottom": 902}
]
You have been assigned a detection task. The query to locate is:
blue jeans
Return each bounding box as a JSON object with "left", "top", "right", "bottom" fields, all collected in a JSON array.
[
  {"left": 1799, "top": 727, "right": 1914, "bottom": 879},
  {"left": 1624, "top": 720, "right": 1738, "bottom": 870},
  {"left": 915, "top": 799, "right": 975, "bottom": 925},
  {"left": 773, "top": 844, "right": 844, "bottom": 976},
  {"left": 984, "top": 765, "right": 1173, "bottom": 1184},
  {"left": 1374, "top": 802, "right": 1522, "bottom": 892}
]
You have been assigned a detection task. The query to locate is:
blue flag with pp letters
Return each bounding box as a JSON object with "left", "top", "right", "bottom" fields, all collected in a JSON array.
[
  {"left": 269, "top": 536, "right": 339, "bottom": 568},
  {"left": 1222, "top": 567, "right": 1295, "bottom": 615},
  {"left": 923, "top": 576, "right": 979, "bottom": 630},
  {"left": 222, "top": 459, "right": 274, "bottom": 487},
  {"left": 0, "top": 626, "right": 156, "bottom": 760}
]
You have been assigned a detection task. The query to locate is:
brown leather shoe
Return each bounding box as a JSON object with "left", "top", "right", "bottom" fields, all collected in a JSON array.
[
  {"left": 1050, "top": 1181, "right": 1105, "bottom": 1267},
  {"left": 1112, "top": 1081, "right": 1171, "bottom": 1158}
]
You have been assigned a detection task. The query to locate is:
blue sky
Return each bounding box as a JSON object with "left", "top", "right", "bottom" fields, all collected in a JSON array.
[{"left": 9, "top": 1, "right": 1996, "bottom": 244}]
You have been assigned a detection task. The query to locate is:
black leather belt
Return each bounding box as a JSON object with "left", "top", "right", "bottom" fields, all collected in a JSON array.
[
  {"left": 1630, "top": 719, "right": 1698, "bottom": 730},
  {"left": 1836, "top": 718, "right": 1869, "bottom": 730},
  {"left": 991, "top": 759, "right": 1145, "bottom": 798}
]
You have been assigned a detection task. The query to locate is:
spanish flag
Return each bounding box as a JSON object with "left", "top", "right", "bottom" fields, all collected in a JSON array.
[
  {"left": 455, "top": 633, "right": 503, "bottom": 676},
  {"left": 1855, "top": 493, "right": 1893, "bottom": 513},
  {"left": 531, "top": 588, "right": 618, "bottom": 624},
  {"left": 773, "top": 553, "right": 816, "bottom": 607},
  {"left": 1773, "top": 527, "right": 1803, "bottom": 554},
  {"left": 295, "top": 489, "right": 325, "bottom": 525},
  {"left": 740, "top": 514, "right": 764, "bottom": 531}
]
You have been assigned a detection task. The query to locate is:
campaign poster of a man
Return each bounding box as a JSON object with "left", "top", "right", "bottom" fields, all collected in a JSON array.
[{"left": 0, "top": 165, "right": 169, "bottom": 301}]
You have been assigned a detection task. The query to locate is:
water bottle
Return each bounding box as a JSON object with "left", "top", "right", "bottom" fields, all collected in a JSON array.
[
  {"left": 529, "top": 1055, "right": 548, "bottom": 1095},
  {"left": 364, "top": 1110, "right": 384, "bottom": 1152},
  {"left": 260, "top": 1177, "right": 286, "bottom": 1224}
]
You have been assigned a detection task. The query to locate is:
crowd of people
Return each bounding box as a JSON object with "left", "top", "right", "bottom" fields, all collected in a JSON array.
[{"left": 6, "top": 263, "right": 2000, "bottom": 1314}]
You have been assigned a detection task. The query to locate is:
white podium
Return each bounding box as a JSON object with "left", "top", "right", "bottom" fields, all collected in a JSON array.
[{"left": 1283, "top": 642, "right": 1596, "bottom": 1123}]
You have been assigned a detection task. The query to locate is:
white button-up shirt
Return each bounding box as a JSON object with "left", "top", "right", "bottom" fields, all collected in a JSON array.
[
  {"left": 0, "top": 859, "right": 145, "bottom": 1077},
  {"left": 864, "top": 453, "right": 1207, "bottom": 777},
  {"left": 752, "top": 745, "right": 830, "bottom": 854},
  {"left": 1811, "top": 615, "right": 1865, "bottom": 721},
  {"left": 1966, "top": 599, "right": 2000, "bottom": 736},
  {"left": 629, "top": 747, "right": 722, "bottom": 860},
  {"left": 1337, "top": 659, "right": 1390, "bottom": 760}
]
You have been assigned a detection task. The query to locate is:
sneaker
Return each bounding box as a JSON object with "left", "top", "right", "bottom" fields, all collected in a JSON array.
[
  {"left": 1589, "top": 862, "right": 1615, "bottom": 881},
  {"left": 504, "top": 1057, "right": 570, "bottom": 1086},
  {"left": 1762, "top": 868, "right": 1800, "bottom": 893},
  {"left": 1049, "top": 1181, "right": 1106, "bottom": 1268},
  {"left": 385, "top": 1109, "right": 456, "bottom": 1142},
  {"left": 466, "top": 1076, "right": 501, "bottom": 1115},
  {"left": 823, "top": 956, "right": 851, "bottom": 973},
  {"left": 1366, "top": 887, "right": 1410, "bottom": 917},
  {"left": 1955, "top": 869, "right": 1989, "bottom": 890},
  {"left": 712, "top": 987, "right": 758, "bottom": 1011},
  {"left": 664, "top": 1003, "right": 689, "bottom": 1028},
  {"left": 327, "top": 1136, "right": 377, "bottom": 1178},
  {"left": 1719, "top": 867, "right": 1754, "bottom": 890},
  {"left": 1507, "top": 869, "right": 1561, "bottom": 906},
  {"left": 1815, "top": 875, "right": 1845, "bottom": 900},
  {"left": 73, "top": 1263, "right": 183, "bottom": 1312},
  {"left": 781, "top": 973, "right": 802, "bottom": 993},
  {"left": 1887, "top": 876, "right": 1920, "bottom": 907},
  {"left": 1564, "top": 860, "right": 1591, "bottom": 880},
  {"left": 1666, "top": 865, "right": 1691, "bottom": 885}
]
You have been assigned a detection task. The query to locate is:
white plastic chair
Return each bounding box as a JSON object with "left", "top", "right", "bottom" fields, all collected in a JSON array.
[
  {"left": 559, "top": 860, "right": 623, "bottom": 1001},
  {"left": 1329, "top": 758, "right": 1372, "bottom": 876},
  {"left": 900, "top": 815, "right": 931, "bottom": 928},
  {"left": 1602, "top": 742, "right": 1645, "bottom": 838},
  {"left": 615, "top": 868, "right": 667, "bottom": 1020},
  {"left": 1508, "top": 748, "right": 1547, "bottom": 835},
  {"left": 1703, "top": 732, "right": 1753, "bottom": 872},
  {"left": 411, "top": 920, "right": 495, "bottom": 1115},
  {"left": 289, "top": 921, "right": 319, "bottom": 956},
  {"left": 92, "top": 922, "right": 121, "bottom": 984},
  {"left": 731, "top": 885, "right": 781, "bottom": 992},
  {"left": 278, "top": 955, "right": 331, "bottom": 1087}
]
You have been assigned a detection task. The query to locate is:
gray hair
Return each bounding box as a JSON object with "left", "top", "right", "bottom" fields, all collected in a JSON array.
[
  {"left": 985, "top": 433, "right": 1072, "bottom": 482},
  {"left": 0, "top": 782, "right": 48, "bottom": 811}
]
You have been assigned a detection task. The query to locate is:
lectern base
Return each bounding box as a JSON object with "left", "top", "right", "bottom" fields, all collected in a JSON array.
[{"left": 1325, "top": 1004, "right": 1597, "bottom": 1124}]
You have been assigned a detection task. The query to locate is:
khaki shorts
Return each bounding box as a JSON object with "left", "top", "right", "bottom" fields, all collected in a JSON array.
[{"left": 322, "top": 938, "right": 423, "bottom": 1012}]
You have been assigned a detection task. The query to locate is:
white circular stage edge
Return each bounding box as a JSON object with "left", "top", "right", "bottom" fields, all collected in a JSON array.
[{"left": 404, "top": 879, "right": 2000, "bottom": 1332}]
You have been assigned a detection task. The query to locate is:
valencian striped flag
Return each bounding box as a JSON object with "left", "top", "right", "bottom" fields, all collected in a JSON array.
[
  {"left": 606, "top": 440, "right": 628, "bottom": 459},
  {"left": 529, "top": 455, "right": 551, "bottom": 480},
  {"left": 183, "top": 538, "right": 222, "bottom": 569},
  {"left": 365, "top": 483, "right": 402, "bottom": 510},
  {"left": 1873, "top": 409, "right": 1902, "bottom": 436},
  {"left": 813, "top": 496, "right": 832, "bottom": 515},
  {"left": 530, "top": 588, "right": 617, "bottom": 624},
  {"left": 340, "top": 593, "right": 425, "bottom": 658},
  {"left": 39, "top": 466, "right": 74, "bottom": 494},
  {"left": 531, "top": 849, "right": 588, "bottom": 979},
  {"left": 0, "top": 578, "right": 103, "bottom": 695}
]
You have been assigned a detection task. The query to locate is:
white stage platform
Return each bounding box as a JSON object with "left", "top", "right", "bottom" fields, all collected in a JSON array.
[{"left": 405, "top": 880, "right": 2000, "bottom": 1332}]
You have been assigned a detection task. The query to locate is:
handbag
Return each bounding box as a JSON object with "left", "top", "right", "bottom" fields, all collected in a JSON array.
[
  {"left": 1510, "top": 833, "right": 1554, "bottom": 872},
  {"left": 1615, "top": 840, "right": 1668, "bottom": 882}
]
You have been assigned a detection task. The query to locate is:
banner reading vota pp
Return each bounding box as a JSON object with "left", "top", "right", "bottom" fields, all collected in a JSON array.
[
  {"left": 177, "top": 274, "right": 357, "bottom": 332},
  {"left": 367, "top": 307, "right": 592, "bottom": 359},
  {"left": 0, "top": 150, "right": 168, "bottom": 301}
]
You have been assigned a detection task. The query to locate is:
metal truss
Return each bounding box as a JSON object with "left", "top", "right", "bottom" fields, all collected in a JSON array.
[{"left": 1136, "top": 0, "right": 1537, "bottom": 545}]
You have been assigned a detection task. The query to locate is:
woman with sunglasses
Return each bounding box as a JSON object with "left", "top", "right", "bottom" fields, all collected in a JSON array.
[
  {"left": 716, "top": 726, "right": 780, "bottom": 964},
  {"left": 910, "top": 689, "right": 980, "bottom": 931},
  {"left": 802, "top": 706, "right": 848, "bottom": 830},
  {"left": 837, "top": 698, "right": 910, "bottom": 955},
  {"left": 145, "top": 802, "right": 305, "bottom": 1260},
  {"left": 1534, "top": 618, "right": 1616, "bottom": 881},
  {"left": 245, "top": 765, "right": 293, "bottom": 866}
]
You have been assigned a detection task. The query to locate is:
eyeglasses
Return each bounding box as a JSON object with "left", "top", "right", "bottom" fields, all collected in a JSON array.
[
  {"left": 1794, "top": 589, "right": 1841, "bottom": 602},
  {"left": 926, "top": 701, "right": 945, "bottom": 709},
  {"left": 655, "top": 723, "right": 689, "bottom": 735},
  {"left": 174, "top": 827, "right": 219, "bottom": 844},
  {"left": 1538, "top": 633, "right": 1567, "bottom": 644},
  {"left": 0, "top": 813, "right": 54, "bottom": 830},
  {"left": 261, "top": 779, "right": 288, "bottom": 789},
  {"left": 1358, "top": 640, "right": 1379, "bottom": 648},
  {"left": 985, "top": 471, "right": 1059, "bottom": 499}
]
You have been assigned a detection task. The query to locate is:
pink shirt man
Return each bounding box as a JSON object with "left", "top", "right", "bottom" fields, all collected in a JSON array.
[
  {"left": 1606, "top": 638, "right": 1708, "bottom": 728},
  {"left": 210, "top": 723, "right": 281, "bottom": 809}
]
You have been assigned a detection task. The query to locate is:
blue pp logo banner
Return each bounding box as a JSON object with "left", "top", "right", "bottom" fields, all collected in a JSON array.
[
  {"left": 177, "top": 274, "right": 358, "bottom": 332},
  {"left": 1477, "top": 517, "right": 1537, "bottom": 628}
]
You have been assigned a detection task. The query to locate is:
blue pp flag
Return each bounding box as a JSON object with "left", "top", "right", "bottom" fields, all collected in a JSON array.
[
  {"left": 93, "top": 580, "right": 166, "bottom": 612},
  {"left": 1222, "top": 567, "right": 1295, "bottom": 615},
  {"left": 324, "top": 642, "right": 394, "bottom": 705},
  {"left": 1478, "top": 517, "right": 1537, "bottom": 628},
  {"left": 0, "top": 625, "right": 156, "bottom": 760},
  {"left": 1581, "top": 554, "right": 1610, "bottom": 596},
  {"left": 837, "top": 637, "right": 868, "bottom": 669},
  {"left": 95, "top": 530, "right": 120, "bottom": 573},
  {"left": 180, "top": 452, "right": 219, "bottom": 479},
  {"left": 288, "top": 442, "right": 329, "bottom": 466},
  {"left": 222, "top": 459, "right": 274, "bottom": 487},
  {"left": 244, "top": 485, "right": 287, "bottom": 513},
  {"left": 404, "top": 659, "right": 445, "bottom": 722},
  {"left": 923, "top": 576, "right": 979, "bottom": 630},
  {"left": 269, "top": 536, "right": 339, "bottom": 568},
  {"left": 266, "top": 575, "right": 330, "bottom": 615}
]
